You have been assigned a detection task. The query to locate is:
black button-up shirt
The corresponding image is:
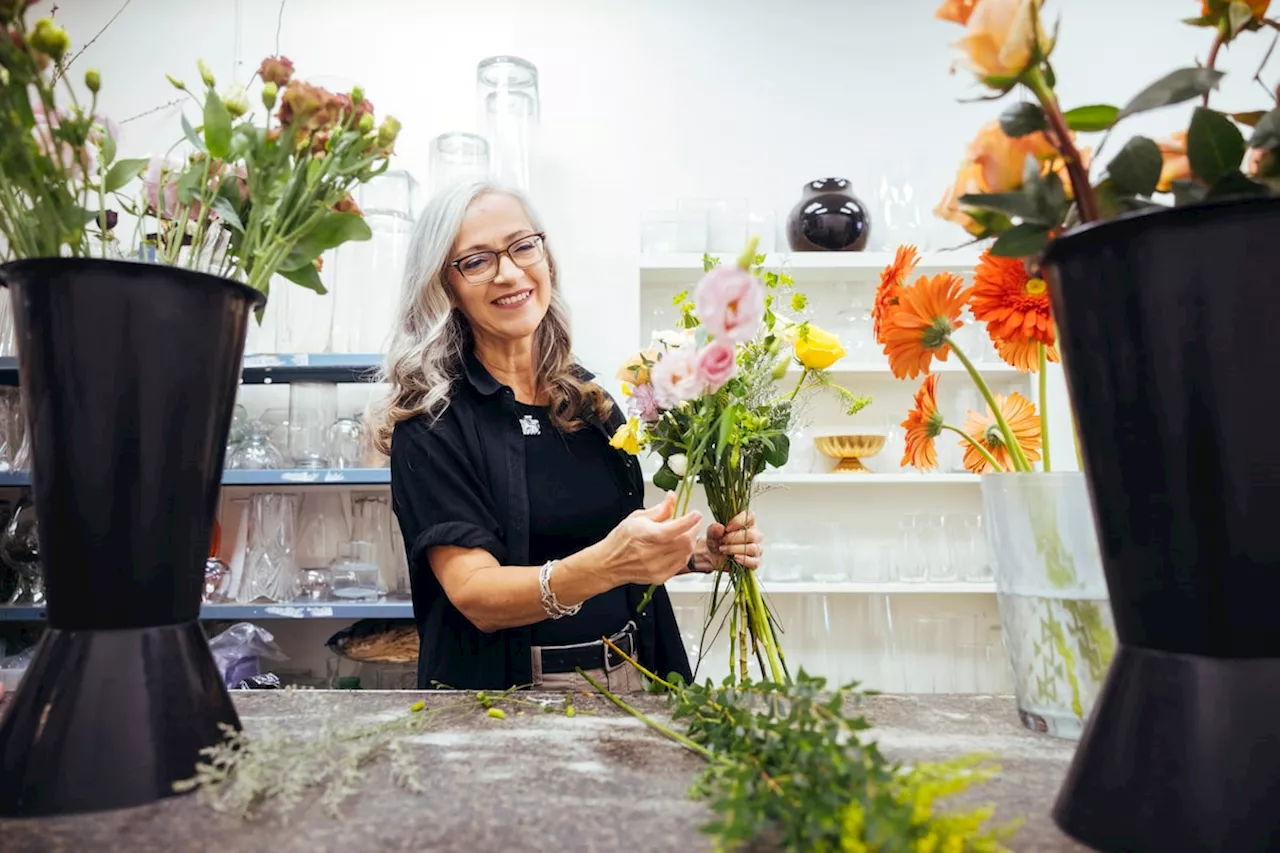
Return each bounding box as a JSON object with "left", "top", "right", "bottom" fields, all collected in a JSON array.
[{"left": 390, "top": 351, "right": 694, "bottom": 690}]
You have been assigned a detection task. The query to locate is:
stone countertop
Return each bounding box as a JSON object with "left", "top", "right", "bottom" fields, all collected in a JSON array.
[{"left": 0, "top": 691, "right": 1093, "bottom": 853}]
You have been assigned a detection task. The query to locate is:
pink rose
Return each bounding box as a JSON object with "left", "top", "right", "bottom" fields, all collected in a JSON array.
[
  {"left": 696, "top": 340, "right": 736, "bottom": 393},
  {"left": 626, "top": 382, "right": 661, "bottom": 423},
  {"left": 650, "top": 347, "right": 703, "bottom": 408},
  {"left": 694, "top": 266, "right": 766, "bottom": 343}
]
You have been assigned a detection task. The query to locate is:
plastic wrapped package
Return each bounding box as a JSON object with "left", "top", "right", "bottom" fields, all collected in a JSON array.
[{"left": 207, "top": 621, "right": 288, "bottom": 688}]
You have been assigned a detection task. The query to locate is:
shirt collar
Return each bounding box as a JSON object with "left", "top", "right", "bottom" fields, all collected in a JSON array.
[{"left": 462, "top": 348, "right": 596, "bottom": 397}]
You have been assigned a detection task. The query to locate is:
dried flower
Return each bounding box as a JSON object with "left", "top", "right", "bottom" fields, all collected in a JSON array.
[
  {"left": 257, "top": 55, "right": 294, "bottom": 88},
  {"left": 333, "top": 194, "right": 362, "bottom": 216}
]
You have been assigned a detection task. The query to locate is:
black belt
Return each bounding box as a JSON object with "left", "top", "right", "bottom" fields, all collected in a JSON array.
[{"left": 536, "top": 622, "right": 637, "bottom": 674}]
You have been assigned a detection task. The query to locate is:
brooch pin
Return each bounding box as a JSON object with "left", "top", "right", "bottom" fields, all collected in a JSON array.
[{"left": 519, "top": 414, "right": 541, "bottom": 436}]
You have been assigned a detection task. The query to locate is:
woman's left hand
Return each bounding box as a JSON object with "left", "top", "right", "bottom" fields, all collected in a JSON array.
[{"left": 699, "top": 510, "right": 764, "bottom": 571}]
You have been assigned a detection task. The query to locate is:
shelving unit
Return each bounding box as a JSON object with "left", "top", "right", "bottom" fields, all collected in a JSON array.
[
  {"left": 639, "top": 251, "right": 984, "bottom": 283},
  {"left": 0, "top": 579, "right": 1000, "bottom": 621},
  {"left": 0, "top": 353, "right": 388, "bottom": 387}
]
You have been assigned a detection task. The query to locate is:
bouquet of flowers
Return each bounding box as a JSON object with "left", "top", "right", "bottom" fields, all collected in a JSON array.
[
  {"left": 0, "top": 1, "right": 400, "bottom": 302},
  {"left": 611, "top": 238, "right": 869, "bottom": 685}
]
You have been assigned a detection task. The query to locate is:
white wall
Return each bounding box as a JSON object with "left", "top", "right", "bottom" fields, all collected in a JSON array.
[
  {"left": 40, "top": 0, "right": 1276, "bottom": 686},
  {"left": 51, "top": 0, "right": 1271, "bottom": 378}
]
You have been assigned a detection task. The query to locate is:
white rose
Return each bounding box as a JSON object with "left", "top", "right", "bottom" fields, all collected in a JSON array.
[{"left": 668, "top": 453, "right": 688, "bottom": 476}]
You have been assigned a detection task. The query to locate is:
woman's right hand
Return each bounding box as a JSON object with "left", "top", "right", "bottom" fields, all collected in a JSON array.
[{"left": 598, "top": 492, "right": 702, "bottom": 586}]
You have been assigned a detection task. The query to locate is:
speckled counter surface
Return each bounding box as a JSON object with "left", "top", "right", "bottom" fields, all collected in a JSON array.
[{"left": 0, "top": 692, "right": 1093, "bottom": 853}]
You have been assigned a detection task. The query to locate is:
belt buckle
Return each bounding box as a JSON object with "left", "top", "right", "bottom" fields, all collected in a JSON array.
[{"left": 604, "top": 621, "right": 637, "bottom": 672}]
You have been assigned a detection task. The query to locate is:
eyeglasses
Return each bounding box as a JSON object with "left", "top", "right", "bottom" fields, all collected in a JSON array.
[{"left": 449, "top": 232, "right": 548, "bottom": 284}]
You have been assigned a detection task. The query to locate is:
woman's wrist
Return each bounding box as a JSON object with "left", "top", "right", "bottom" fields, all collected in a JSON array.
[{"left": 556, "top": 541, "right": 622, "bottom": 599}]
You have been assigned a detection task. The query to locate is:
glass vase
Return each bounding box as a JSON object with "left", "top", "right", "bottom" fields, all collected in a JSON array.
[
  {"left": 428, "top": 132, "right": 490, "bottom": 197},
  {"left": 241, "top": 493, "right": 299, "bottom": 603},
  {"left": 330, "top": 170, "right": 417, "bottom": 354},
  {"left": 982, "top": 472, "right": 1117, "bottom": 739},
  {"left": 476, "top": 56, "right": 540, "bottom": 191}
]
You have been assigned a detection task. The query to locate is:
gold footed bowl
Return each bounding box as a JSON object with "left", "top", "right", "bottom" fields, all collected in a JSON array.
[{"left": 814, "top": 433, "right": 886, "bottom": 473}]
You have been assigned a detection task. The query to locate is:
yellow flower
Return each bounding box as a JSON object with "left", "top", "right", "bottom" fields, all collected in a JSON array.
[
  {"left": 953, "top": 0, "right": 1049, "bottom": 84},
  {"left": 795, "top": 323, "right": 846, "bottom": 370},
  {"left": 609, "top": 418, "right": 641, "bottom": 455}
]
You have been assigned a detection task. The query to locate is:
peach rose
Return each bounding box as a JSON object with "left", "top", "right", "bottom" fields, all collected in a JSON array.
[
  {"left": 934, "top": 159, "right": 989, "bottom": 237},
  {"left": 1157, "top": 131, "right": 1190, "bottom": 192},
  {"left": 1202, "top": 0, "right": 1270, "bottom": 18},
  {"left": 954, "top": 0, "right": 1048, "bottom": 82},
  {"left": 935, "top": 0, "right": 978, "bottom": 25},
  {"left": 617, "top": 346, "right": 660, "bottom": 385},
  {"left": 966, "top": 120, "right": 1058, "bottom": 193}
]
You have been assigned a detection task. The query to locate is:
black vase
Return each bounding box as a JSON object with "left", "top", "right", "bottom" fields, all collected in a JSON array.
[
  {"left": 0, "top": 258, "right": 265, "bottom": 816},
  {"left": 1042, "top": 196, "right": 1280, "bottom": 853},
  {"left": 785, "top": 178, "right": 871, "bottom": 251}
]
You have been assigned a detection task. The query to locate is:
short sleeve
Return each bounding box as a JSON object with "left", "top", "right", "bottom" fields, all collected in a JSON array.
[{"left": 390, "top": 415, "right": 509, "bottom": 571}]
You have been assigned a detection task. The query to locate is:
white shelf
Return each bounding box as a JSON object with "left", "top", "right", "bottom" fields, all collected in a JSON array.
[
  {"left": 646, "top": 473, "right": 980, "bottom": 485},
  {"left": 665, "top": 580, "right": 996, "bottom": 595},
  {"left": 639, "top": 250, "right": 982, "bottom": 283},
  {"left": 788, "top": 361, "right": 1020, "bottom": 377}
]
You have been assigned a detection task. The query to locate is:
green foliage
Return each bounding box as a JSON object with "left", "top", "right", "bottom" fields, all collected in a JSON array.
[
  {"left": 1061, "top": 104, "right": 1119, "bottom": 132},
  {"left": 1105, "top": 136, "right": 1163, "bottom": 196},
  {"left": 175, "top": 689, "right": 576, "bottom": 821},
  {"left": 1116, "top": 68, "right": 1226, "bottom": 121},
  {"left": 1187, "top": 106, "right": 1246, "bottom": 186},
  {"left": 651, "top": 672, "right": 1020, "bottom": 852},
  {"left": 998, "top": 102, "right": 1047, "bottom": 138}
]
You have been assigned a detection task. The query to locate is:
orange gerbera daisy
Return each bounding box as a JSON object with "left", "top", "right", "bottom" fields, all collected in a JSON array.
[
  {"left": 962, "top": 392, "right": 1042, "bottom": 474},
  {"left": 881, "top": 272, "right": 970, "bottom": 380},
  {"left": 873, "top": 244, "right": 919, "bottom": 344},
  {"left": 970, "top": 250, "right": 1056, "bottom": 348},
  {"left": 995, "top": 337, "right": 1061, "bottom": 372},
  {"left": 901, "top": 374, "right": 944, "bottom": 471}
]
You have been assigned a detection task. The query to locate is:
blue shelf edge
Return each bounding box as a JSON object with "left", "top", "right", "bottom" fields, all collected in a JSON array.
[
  {"left": 0, "top": 354, "right": 386, "bottom": 387},
  {"left": 0, "top": 468, "right": 392, "bottom": 488},
  {"left": 0, "top": 601, "right": 414, "bottom": 621}
]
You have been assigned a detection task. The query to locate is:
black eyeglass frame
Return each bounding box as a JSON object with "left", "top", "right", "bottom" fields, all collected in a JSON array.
[{"left": 448, "top": 232, "right": 548, "bottom": 284}]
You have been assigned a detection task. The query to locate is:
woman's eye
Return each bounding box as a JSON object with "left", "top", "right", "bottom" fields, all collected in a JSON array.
[
  {"left": 461, "top": 255, "right": 490, "bottom": 272},
  {"left": 511, "top": 240, "right": 536, "bottom": 255}
]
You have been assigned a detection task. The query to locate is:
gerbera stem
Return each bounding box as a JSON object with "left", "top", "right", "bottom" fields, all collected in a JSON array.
[
  {"left": 947, "top": 338, "right": 1034, "bottom": 473},
  {"left": 942, "top": 424, "right": 1007, "bottom": 474},
  {"left": 1039, "top": 343, "right": 1051, "bottom": 472}
]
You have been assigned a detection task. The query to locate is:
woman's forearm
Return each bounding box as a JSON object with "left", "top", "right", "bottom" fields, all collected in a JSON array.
[{"left": 442, "top": 540, "right": 619, "bottom": 634}]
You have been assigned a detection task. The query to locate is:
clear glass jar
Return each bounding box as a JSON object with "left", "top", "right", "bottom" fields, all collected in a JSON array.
[
  {"left": 330, "top": 170, "right": 417, "bottom": 354},
  {"left": 476, "top": 56, "right": 539, "bottom": 191},
  {"left": 428, "top": 131, "right": 490, "bottom": 196},
  {"left": 329, "top": 541, "right": 381, "bottom": 600}
]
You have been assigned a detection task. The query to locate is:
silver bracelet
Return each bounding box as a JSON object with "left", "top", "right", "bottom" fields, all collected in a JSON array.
[{"left": 538, "top": 560, "right": 582, "bottom": 620}]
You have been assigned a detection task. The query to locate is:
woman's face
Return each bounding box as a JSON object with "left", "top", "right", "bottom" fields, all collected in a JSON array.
[{"left": 445, "top": 192, "right": 552, "bottom": 347}]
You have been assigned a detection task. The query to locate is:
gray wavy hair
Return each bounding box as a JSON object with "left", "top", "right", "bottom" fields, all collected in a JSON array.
[{"left": 370, "top": 180, "right": 610, "bottom": 455}]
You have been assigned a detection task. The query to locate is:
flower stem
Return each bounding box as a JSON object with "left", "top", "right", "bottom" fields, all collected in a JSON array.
[
  {"left": 1023, "top": 66, "right": 1101, "bottom": 225},
  {"left": 788, "top": 367, "right": 810, "bottom": 402},
  {"left": 942, "top": 424, "right": 1006, "bottom": 474},
  {"left": 947, "top": 338, "right": 1033, "bottom": 472},
  {"left": 1039, "top": 343, "right": 1050, "bottom": 472},
  {"left": 576, "top": 668, "right": 716, "bottom": 761}
]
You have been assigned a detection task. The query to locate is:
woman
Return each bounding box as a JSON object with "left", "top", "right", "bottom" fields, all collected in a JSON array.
[{"left": 373, "top": 181, "right": 764, "bottom": 692}]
